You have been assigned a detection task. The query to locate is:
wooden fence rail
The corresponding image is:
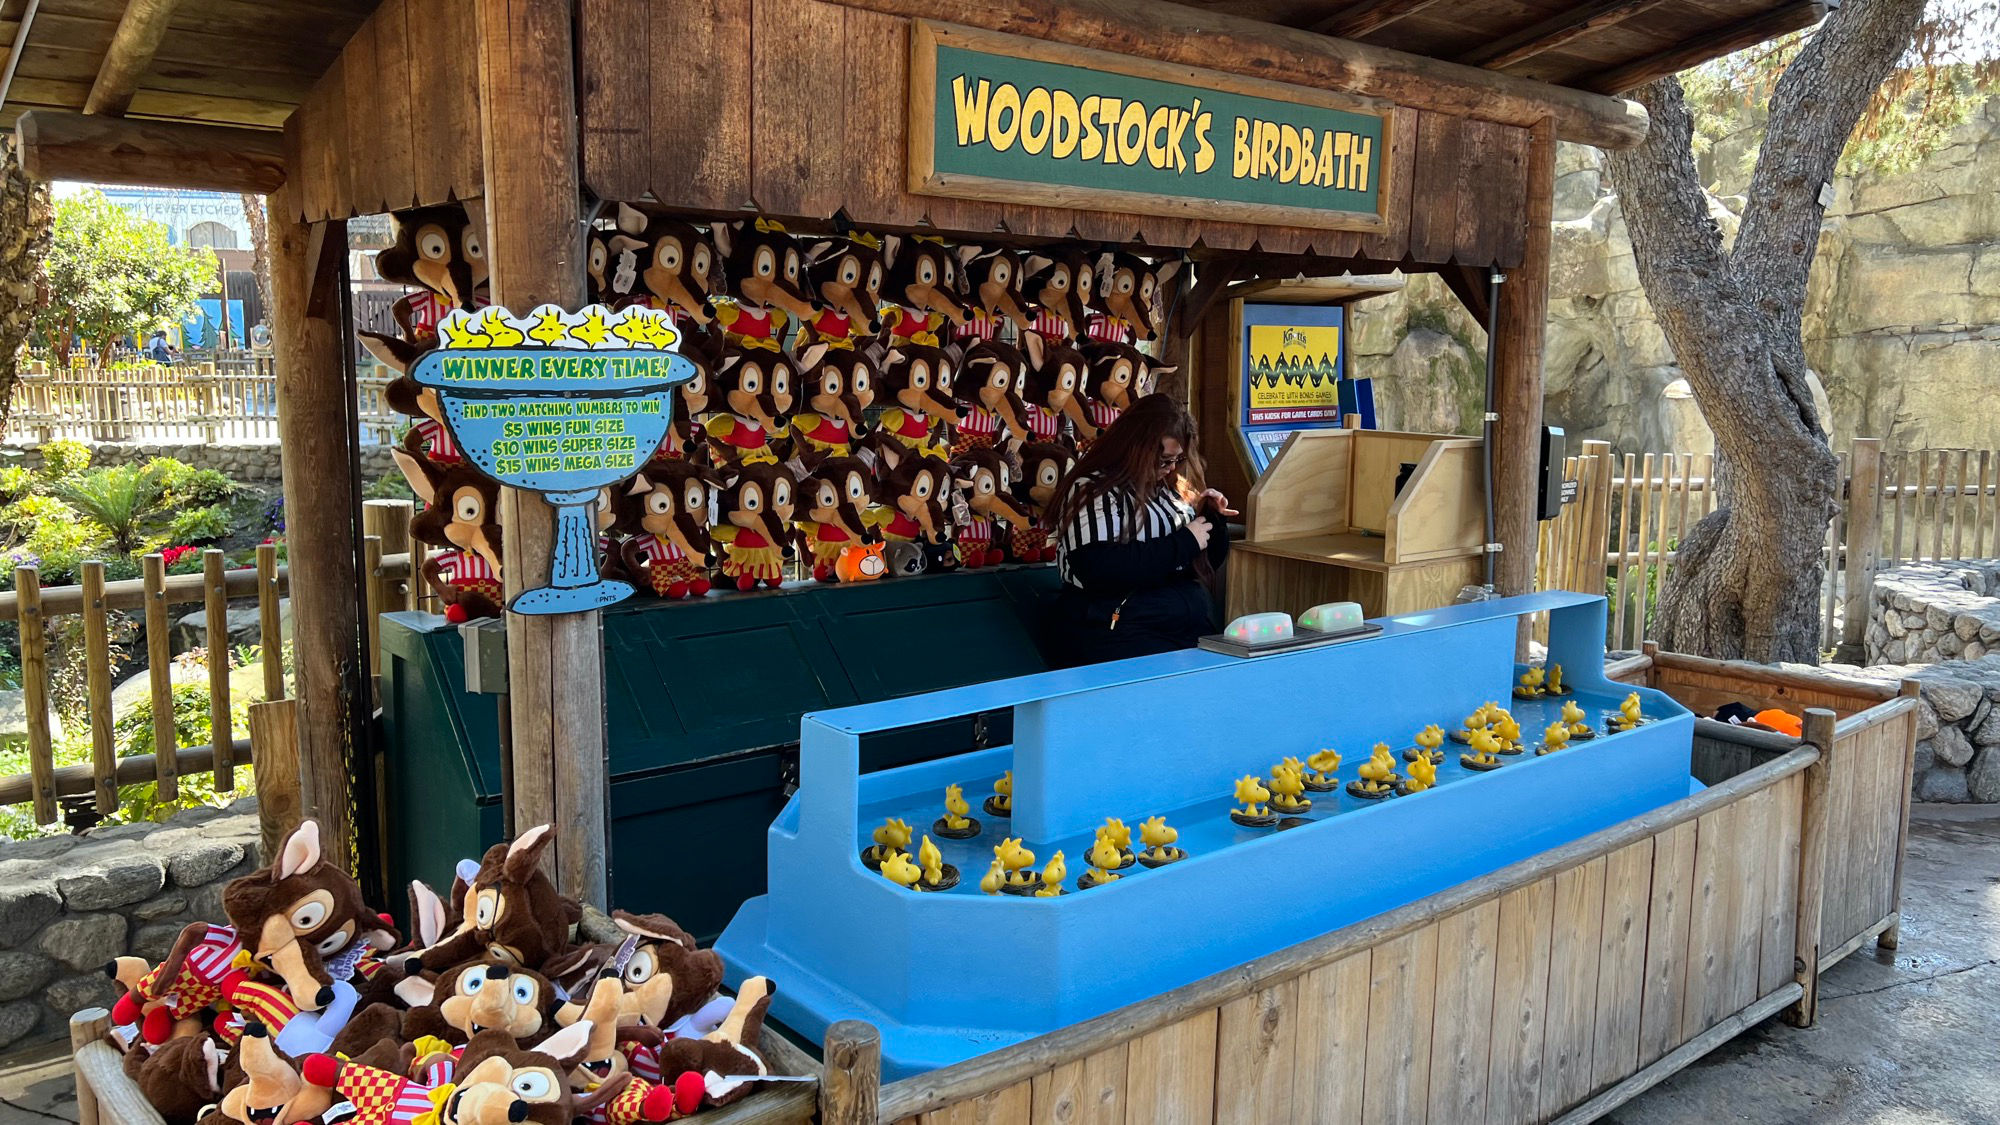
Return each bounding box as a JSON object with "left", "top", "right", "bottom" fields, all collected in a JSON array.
[
  {"left": 5, "top": 360, "right": 403, "bottom": 445},
  {"left": 1538, "top": 437, "right": 2000, "bottom": 655},
  {"left": 0, "top": 499, "right": 421, "bottom": 822}
]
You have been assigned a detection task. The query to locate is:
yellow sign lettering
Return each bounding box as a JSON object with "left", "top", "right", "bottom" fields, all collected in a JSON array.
[
  {"left": 990, "top": 82, "right": 1021, "bottom": 151},
  {"left": 951, "top": 76, "right": 989, "bottom": 147},
  {"left": 1021, "top": 86, "right": 1052, "bottom": 155},
  {"left": 1052, "top": 89, "right": 1081, "bottom": 159}
]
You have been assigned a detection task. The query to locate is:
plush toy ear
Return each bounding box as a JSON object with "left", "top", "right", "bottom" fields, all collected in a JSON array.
[
  {"left": 277, "top": 820, "right": 322, "bottom": 880},
  {"left": 615, "top": 202, "right": 648, "bottom": 236},
  {"left": 394, "top": 448, "right": 444, "bottom": 506},
  {"left": 503, "top": 824, "right": 554, "bottom": 882},
  {"left": 719, "top": 353, "right": 743, "bottom": 374},
  {"left": 409, "top": 880, "right": 447, "bottom": 948},
  {"left": 538, "top": 1019, "right": 595, "bottom": 1067},
  {"left": 805, "top": 239, "right": 835, "bottom": 264},
  {"left": 359, "top": 331, "right": 422, "bottom": 375},
  {"left": 1022, "top": 253, "right": 1053, "bottom": 281},
  {"left": 1155, "top": 258, "right": 1183, "bottom": 285},
  {"left": 1093, "top": 250, "right": 1114, "bottom": 282},
  {"left": 796, "top": 342, "right": 829, "bottom": 371},
  {"left": 394, "top": 974, "right": 437, "bottom": 1008},
  {"left": 882, "top": 347, "right": 905, "bottom": 368},
  {"left": 954, "top": 244, "right": 983, "bottom": 266},
  {"left": 200, "top": 1037, "right": 223, "bottom": 1094},
  {"left": 880, "top": 233, "right": 901, "bottom": 267},
  {"left": 626, "top": 474, "right": 654, "bottom": 497},
  {"left": 711, "top": 222, "right": 735, "bottom": 258}
]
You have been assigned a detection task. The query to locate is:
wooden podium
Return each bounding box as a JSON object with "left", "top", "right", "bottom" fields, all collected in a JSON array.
[{"left": 1227, "top": 427, "right": 1487, "bottom": 619}]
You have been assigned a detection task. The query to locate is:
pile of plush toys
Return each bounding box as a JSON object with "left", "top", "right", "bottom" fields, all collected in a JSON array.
[
  {"left": 365, "top": 202, "right": 1186, "bottom": 616},
  {"left": 111, "top": 819, "right": 782, "bottom": 1124}
]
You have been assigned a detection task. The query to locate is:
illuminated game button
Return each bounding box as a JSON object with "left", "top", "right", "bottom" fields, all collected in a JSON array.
[
  {"left": 1299, "top": 601, "right": 1364, "bottom": 633},
  {"left": 1226, "top": 612, "right": 1294, "bottom": 645}
]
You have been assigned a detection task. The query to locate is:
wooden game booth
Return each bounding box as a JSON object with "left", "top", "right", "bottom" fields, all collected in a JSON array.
[{"left": 4, "top": 0, "right": 1876, "bottom": 1122}]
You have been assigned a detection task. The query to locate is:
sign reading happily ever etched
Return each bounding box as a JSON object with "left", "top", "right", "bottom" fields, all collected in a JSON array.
[{"left": 909, "top": 22, "right": 1392, "bottom": 230}]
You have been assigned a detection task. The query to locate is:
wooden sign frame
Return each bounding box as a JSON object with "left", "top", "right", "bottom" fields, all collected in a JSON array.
[{"left": 909, "top": 20, "right": 1397, "bottom": 233}]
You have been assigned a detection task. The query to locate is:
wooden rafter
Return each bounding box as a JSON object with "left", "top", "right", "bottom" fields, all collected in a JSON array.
[
  {"left": 84, "top": 0, "right": 180, "bottom": 117},
  {"left": 1584, "top": 0, "right": 1829, "bottom": 94},
  {"left": 1307, "top": 0, "right": 1447, "bottom": 41},
  {"left": 15, "top": 109, "right": 285, "bottom": 192},
  {"left": 1459, "top": 0, "right": 1674, "bottom": 71},
  {"left": 0, "top": 0, "right": 41, "bottom": 108}
]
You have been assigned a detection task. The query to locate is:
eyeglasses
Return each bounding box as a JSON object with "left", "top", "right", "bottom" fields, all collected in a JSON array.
[{"left": 1157, "top": 454, "right": 1187, "bottom": 469}]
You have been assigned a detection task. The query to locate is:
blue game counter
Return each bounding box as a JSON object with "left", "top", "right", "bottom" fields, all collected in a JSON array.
[{"left": 717, "top": 592, "right": 1697, "bottom": 1080}]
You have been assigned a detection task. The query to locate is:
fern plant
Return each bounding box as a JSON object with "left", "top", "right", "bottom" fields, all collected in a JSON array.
[{"left": 51, "top": 464, "right": 170, "bottom": 554}]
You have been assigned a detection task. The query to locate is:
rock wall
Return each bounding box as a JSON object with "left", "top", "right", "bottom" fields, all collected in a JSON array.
[
  {"left": 0, "top": 798, "right": 260, "bottom": 1049},
  {"left": 1813, "top": 656, "right": 2000, "bottom": 804},
  {"left": 3, "top": 439, "right": 400, "bottom": 486},
  {"left": 1865, "top": 561, "right": 2000, "bottom": 665},
  {"left": 1351, "top": 98, "right": 2000, "bottom": 452}
]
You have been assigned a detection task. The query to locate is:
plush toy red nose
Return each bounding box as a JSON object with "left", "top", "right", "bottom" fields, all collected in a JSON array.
[{"left": 444, "top": 604, "right": 470, "bottom": 624}]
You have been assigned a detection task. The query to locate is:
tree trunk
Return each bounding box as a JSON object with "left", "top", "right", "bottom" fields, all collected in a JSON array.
[
  {"left": 240, "top": 193, "right": 274, "bottom": 330},
  {"left": 1601, "top": 0, "right": 1927, "bottom": 663},
  {"left": 0, "top": 139, "right": 52, "bottom": 431}
]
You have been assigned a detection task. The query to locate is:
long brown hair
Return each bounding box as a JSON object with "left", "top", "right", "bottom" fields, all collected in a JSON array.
[{"left": 1050, "top": 392, "right": 1204, "bottom": 539}]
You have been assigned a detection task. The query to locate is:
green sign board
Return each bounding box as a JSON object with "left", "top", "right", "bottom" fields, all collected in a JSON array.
[{"left": 910, "top": 22, "right": 1392, "bottom": 231}]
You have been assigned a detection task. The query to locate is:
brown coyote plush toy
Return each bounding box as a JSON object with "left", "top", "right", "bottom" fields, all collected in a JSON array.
[
  {"left": 703, "top": 341, "right": 795, "bottom": 468},
  {"left": 712, "top": 218, "right": 818, "bottom": 346},
  {"left": 361, "top": 331, "right": 458, "bottom": 472},
  {"left": 405, "top": 824, "right": 582, "bottom": 975},
  {"left": 800, "top": 235, "right": 888, "bottom": 346},
  {"left": 953, "top": 245, "right": 1035, "bottom": 343},
  {"left": 221, "top": 820, "right": 400, "bottom": 1016},
  {"left": 406, "top": 455, "right": 505, "bottom": 622},
  {"left": 599, "top": 203, "right": 720, "bottom": 325},
  {"left": 787, "top": 341, "right": 879, "bottom": 457},
  {"left": 617, "top": 461, "right": 725, "bottom": 599},
  {"left": 879, "top": 235, "right": 969, "bottom": 345},
  {"left": 1088, "top": 252, "right": 1180, "bottom": 344},
  {"left": 712, "top": 461, "right": 796, "bottom": 591},
  {"left": 874, "top": 452, "right": 954, "bottom": 576},
  {"left": 1020, "top": 248, "right": 1095, "bottom": 342},
  {"left": 951, "top": 447, "right": 1032, "bottom": 569},
  {"left": 377, "top": 204, "right": 489, "bottom": 339},
  {"left": 867, "top": 343, "right": 960, "bottom": 457},
  {"left": 1078, "top": 340, "right": 1175, "bottom": 453},
  {"left": 1009, "top": 440, "right": 1077, "bottom": 564},
  {"left": 953, "top": 339, "right": 1032, "bottom": 456},
  {"left": 794, "top": 456, "right": 877, "bottom": 582},
  {"left": 1020, "top": 331, "right": 1094, "bottom": 446}
]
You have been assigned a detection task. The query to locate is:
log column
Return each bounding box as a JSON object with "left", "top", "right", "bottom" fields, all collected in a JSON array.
[
  {"left": 269, "top": 192, "right": 358, "bottom": 870},
  {"left": 1493, "top": 117, "right": 1556, "bottom": 645},
  {"left": 475, "top": 0, "right": 607, "bottom": 906}
]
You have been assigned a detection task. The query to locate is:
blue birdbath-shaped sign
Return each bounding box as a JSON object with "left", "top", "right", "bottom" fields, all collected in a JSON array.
[{"left": 411, "top": 303, "right": 696, "bottom": 615}]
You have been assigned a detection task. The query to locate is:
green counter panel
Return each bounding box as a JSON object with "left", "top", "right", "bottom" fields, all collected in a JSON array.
[{"left": 378, "top": 565, "right": 1062, "bottom": 940}]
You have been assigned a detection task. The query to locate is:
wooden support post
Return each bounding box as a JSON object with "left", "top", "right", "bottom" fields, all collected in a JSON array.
[
  {"left": 362, "top": 499, "right": 412, "bottom": 683},
  {"left": 256, "top": 542, "right": 285, "bottom": 701},
  {"left": 269, "top": 192, "right": 358, "bottom": 871},
  {"left": 1838, "top": 438, "right": 1882, "bottom": 662},
  {"left": 1788, "top": 707, "right": 1836, "bottom": 1027},
  {"left": 142, "top": 553, "right": 178, "bottom": 802},
  {"left": 1492, "top": 117, "right": 1555, "bottom": 653},
  {"left": 203, "top": 548, "right": 234, "bottom": 791},
  {"left": 70, "top": 1007, "right": 110, "bottom": 1125},
  {"left": 82, "top": 560, "right": 116, "bottom": 813},
  {"left": 15, "top": 565, "right": 54, "bottom": 824},
  {"left": 1880, "top": 679, "right": 1920, "bottom": 951},
  {"left": 820, "top": 1020, "right": 882, "bottom": 1125},
  {"left": 249, "top": 698, "right": 302, "bottom": 865},
  {"left": 477, "top": 0, "right": 605, "bottom": 906},
  {"left": 1581, "top": 440, "right": 1614, "bottom": 601}
]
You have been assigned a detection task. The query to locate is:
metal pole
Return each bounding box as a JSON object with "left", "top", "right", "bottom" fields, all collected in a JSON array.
[{"left": 1481, "top": 270, "right": 1504, "bottom": 590}]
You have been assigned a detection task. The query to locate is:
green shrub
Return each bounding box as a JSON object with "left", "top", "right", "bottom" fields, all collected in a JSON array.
[
  {"left": 364, "top": 471, "right": 414, "bottom": 502},
  {"left": 147, "top": 459, "right": 235, "bottom": 507},
  {"left": 165, "top": 505, "right": 232, "bottom": 546},
  {"left": 0, "top": 466, "right": 33, "bottom": 502},
  {"left": 34, "top": 439, "right": 91, "bottom": 481},
  {"left": 52, "top": 464, "right": 170, "bottom": 553}
]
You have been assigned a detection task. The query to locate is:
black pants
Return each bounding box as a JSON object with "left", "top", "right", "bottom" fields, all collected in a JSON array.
[{"left": 1045, "top": 582, "right": 1217, "bottom": 668}]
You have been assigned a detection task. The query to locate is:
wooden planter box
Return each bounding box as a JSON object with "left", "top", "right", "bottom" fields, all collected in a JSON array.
[{"left": 808, "top": 653, "right": 1919, "bottom": 1125}]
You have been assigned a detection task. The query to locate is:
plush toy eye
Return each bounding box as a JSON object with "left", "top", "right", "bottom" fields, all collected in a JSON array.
[
  {"left": 784, "top": 250, "right": 800, "bottom": 281},
  {"left": 474, "top": 888, "right": 499, "bottom": 928},
  {"left": 316, "top": 929, "right": 348, "bottom": 956},
  {"left": 910, "top": 363, "right": 929, "bottom": 390},
  {"left": 918, "top": 260, "right": 936, "bottom": 285},
  {"left": 648, "top": 491, "right": 673, "bottom": 516},
  {"left": 1059, "top": 366, "right": 1076, "bottom": 390},
  {"left": 458, "top": 968, "right": 485, "bottom": 996},
  {"left": 1141, "top": 276, "right": 1156, "bottom": 301},
  {"left": 589, "top": 242, "right": 607, "bottom": 273},
  {"left": 692, "top": 245, "right": 711, "bottom": 277},
  {"left": 1078, "top": 269, "right": 1093, "bottom": 296},
  {"left": 914, "top": 475, "right": 933, "bottom": 499},
  {"left": 840, "top": 257, "right": 859, "bottom": 285},
  {"left": 511, "top": 1071, "right": 553, "bottom": 1099},
  {"left": 822, "top": 371, "right": 841, "bottom": 396},
  {"left": 1113, "top": 366, "right": 1131, "bottom": 385},
  {"left": 993, "top": 261, "right": 1011, "bottom": 284},
  {"left": 510, "top": 977, "right": 537, "bottom": 1006},
  {"left": 989, "top": 368, "right": 1008, "bottom": 389},
  {"left": 935, "top": 364, "right": 954, "bottom": 391},
  {"left": 943, "top": 259, "right": 956, "bottom": 287},
  {"left": 1050, "top": 270, "right": 1068, "bottom": 292},
  {"left": 290, "top": 902, "right": 327, "bottom": 931},
  {"left": 684, "top": 484, "right": 706, "bottom": 513},
  {"left": 1013, "top": 370, "right": 1027, "bottom": 394},
  {"left": 625, "top": 951, "right": 655, "bottom": 985},
  {"left": 851, "top": 369, "right": 870, "bottom": 393},
  {"left": 1117, "top": 274, "right": 1134, "bottom": 294},
  {"left": 818, "top": 484, "right": 838, "bottom": 509},
  {"left": 416, "top": 227, "right": 450, "bottom": 261},
  {"left": 740, "top": 368, "right": 762, "bottom": 395},
  {"left": 772, "top": 366, "right": 790, "bottom": 396},
  {"left": 454, "top": 489, "right": 483, "bottom": 525},
  {"left": 755, "top": 247, "right": 775, "bottom": 278},
  {"left": 866, "top": 263, "right": 883, "bottom": 294},
  {"left": 979, "top": 476, "right": 994, "bottom": 494},
  {"left": 742, "top": 487, "right": 762, "bottom": 512},
  {"left": 846, "top": 474, "right": 867, "bottom": 500},
  {"left": 1040, "top": 464, "right": 1061, "bottom": 486},
  {"left": 773, "top": 482, "right": 791, "bottom": 508},
  {"left": 461, "top": 230, "right": 483, "bottom": 261},
  {"left": 658, "top": 239, "right": 681, "bottom": 272},
  {"left": 686, "top": 369, "right": 706, "bottom": 395}
]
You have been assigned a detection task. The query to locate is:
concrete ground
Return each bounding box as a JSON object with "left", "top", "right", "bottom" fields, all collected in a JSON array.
[{"left": 2, "top": 804, "right": 1993, "bottom": 1124}]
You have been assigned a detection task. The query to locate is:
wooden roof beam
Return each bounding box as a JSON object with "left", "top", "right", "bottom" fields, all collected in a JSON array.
[
  {"left": 1307, "top": 0, "right": 1447, "bottom": 41},
  {"left": 1459, "top": 0, "right": 1674, "bottom": 71},
  {"left": 0, "top": 0, "right": 42, "bottom": 107},
  {"left": 84, "top": 0, "right": 179, "bottom": 117},
  {"left": 16, "top": 109, "right": 284, "bottom": 192},
  {"left": 1583, "top": 0, "right": 1829, "bottom": 94},
  {"left": 823, "top": 0, "right": 1650, "bottom": 149}
]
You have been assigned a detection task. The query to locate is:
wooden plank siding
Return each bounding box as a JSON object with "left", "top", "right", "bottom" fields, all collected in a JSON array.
[
  {"left": 874, "top": 742, "right": 1837, "bottom": 1125},
  {"left": 278, "top": 0, "right": 482, "bottom": 222},
  {"left": 571, "top": 0, "right": 1534, "bottom": 268}
]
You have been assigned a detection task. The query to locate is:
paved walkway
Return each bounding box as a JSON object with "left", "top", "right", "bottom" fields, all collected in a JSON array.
[{"left": 3, "top": 805, "right": 1994, "bottom": 1124}]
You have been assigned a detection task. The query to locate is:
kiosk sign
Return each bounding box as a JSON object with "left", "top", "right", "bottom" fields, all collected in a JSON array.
[
  {"left": 416, "top": 303, "right": 696, "bottom": 615},
  {"left": 911, "top": 22, "right": 1391, "bottom": 231}
]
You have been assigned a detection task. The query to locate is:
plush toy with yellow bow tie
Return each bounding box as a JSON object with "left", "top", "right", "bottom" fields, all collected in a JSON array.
[
  {"left": 704, "top": 339, "right": 795, "bottom": 468},
  {"left": 710, "top": 218, "right": 819, "bottom": 348},
  {"left": 787, "top": 341, "right": 881, "bottom": 457},
  {"left": 866, "top": 343, "right": 961, "bottom": 460},
  {"left": 800, "top": 234, "right": 888, "bottom": 346},
  {"left": 712, "top": 462, "right": 797, "bottom": 591},
  {"left": 879, "top": 234, "right": 970, "bottom": 346}
]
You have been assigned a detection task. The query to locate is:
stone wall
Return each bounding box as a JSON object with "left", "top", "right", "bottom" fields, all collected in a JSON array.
[
  {"left": 2, "top": 439, "right": 401, "bottom": 487},
  {"left": 0, "top": 798, "right": 260, "bottom": 1049},
  {"left": 1864, "top": 561, "right": 2000, "bottom": 665},
  {"left": 1811, "top": 657, "right": 2000, "bottom": 804},
  {"left": 1350, "top": 98, "right": 2000, "bottom": 453}
]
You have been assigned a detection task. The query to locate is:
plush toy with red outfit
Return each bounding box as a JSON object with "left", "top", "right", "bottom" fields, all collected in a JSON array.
[
  {"left": 1020, "top": 249, "right": 1095, "bottom": 343},
  {"left": 617, "top": 461, "right": 725, "bottom": 599},
  {"left": 712, "top": 462, "right": 796, "bottom": 591},
  {"left": 703, "top": 341, "right": 795, "bottom": 468},
  {"left": 1008, "top": 440, "right": 1076, "bottom": 564},
  {"left": 879, "top": 235, "right": 970, "bottom": 346},
  {"left": 1077, "top": 340, "right": 1175, "bottom": 454},
  {"left": 711, "top": 219, "right": 819, "bottom": 346},
  {"left": 953, "top": 339, "right": 1032, "bottom": 456},
  {"left": 787, "top": 342, "right": 879, "bottom": 457},
  {"left": 794, "top": 456, "right": 877, "bottom": 581},
  {"left": 1086, "top": 252, "right": 1180, "bottom": 344},
  {"left": 376, "top": 204, "right": 489, "bottom": 340},
  {"left": 873, "top": 453, "right": 954, "bottom": 573},
  {"left": 864, "top": 344, "right": 960, "bottom": 462},
  {"left": 800, "top": 235, "right": 887, "bottom": 346},
  {"left": 406, "top": 456, "right": 505, "bottom": 622},
  {"left": 951, "top": 447, "right": 1032, "bottom": 569}
]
